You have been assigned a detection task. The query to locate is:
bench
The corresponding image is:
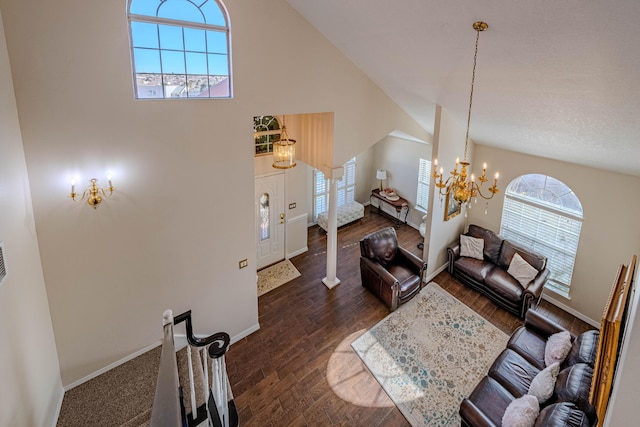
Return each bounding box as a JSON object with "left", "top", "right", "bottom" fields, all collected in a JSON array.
[{"left": 317, "top": 201, "right": 364, "bottom": 232}]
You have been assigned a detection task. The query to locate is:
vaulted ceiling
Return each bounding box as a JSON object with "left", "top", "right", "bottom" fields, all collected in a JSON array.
[{"left": 287, "top": 0, "right": 640, "bottom": 176}]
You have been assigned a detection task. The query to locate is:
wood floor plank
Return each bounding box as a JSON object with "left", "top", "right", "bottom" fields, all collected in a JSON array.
[{"left": 227, "top": 206, "right": 592, "bottom": 426}]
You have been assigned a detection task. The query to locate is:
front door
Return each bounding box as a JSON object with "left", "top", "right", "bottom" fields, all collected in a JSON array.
[{"left": 255, "top": 173, "right": 285, "bottom": 269}]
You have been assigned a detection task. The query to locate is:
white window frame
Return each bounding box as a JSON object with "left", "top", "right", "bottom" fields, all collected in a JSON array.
[
  {"left": 127, "top": 0, "right": 232, "bottom": 99},
  {"left": 313, "top": 158, "right": 356, "bottom": 222},
  {"left": 253, "top": 115, "right": 281, "bottom": 156},
  {"left": 416, "top": 158, "right": 431, "bottom": 212},
  {"left": 499, "top": 174, "right": 583, "bottom": 298}
]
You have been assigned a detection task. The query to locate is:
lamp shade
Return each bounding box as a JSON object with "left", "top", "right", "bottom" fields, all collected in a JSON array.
[{"left": 376, "top": 169, "right": 387, "bottom": 180}]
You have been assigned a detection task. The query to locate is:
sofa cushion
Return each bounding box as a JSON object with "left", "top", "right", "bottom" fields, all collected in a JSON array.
[
  {"left": 489, "top": 349, "right": 540, "bottom": 397},
  {"left": 499, "top": 240, "right": 546, "bottom": 272},
  {"left": 453, "top": 257, "right": 495, "bottom": 283},
  {"left": 502, "top": 395, "right": 539, "bottom": 427},
  {"left": 534, "top": 403, "right": 591, "bottom": 427},
  {"left": 460, "top": 235, "right": 484, "bottom": 260},
  {"left": 545, "top": 331, "right": 572, "bottom": 366},
  {"left": 508, "top": 253, "right": 540, "bottom": 287},
  {"left": 528, "top": 362, "right": 560, "bottom": 404},
  {"left": 484, "top": 269, "right": 524, "bottom": 303},
  {"left": 507, "top": 326, "right": 547, "bottom": 370},
  {"left": 564, "top": 330, "right": 599, "bottom": 368},
  {"left": 464, "top": 376, "right": 515, "bottom": 426},
  {"left": 468, "top": 224, "right": 504, "bottom": 264},
  {"left": 553, "top": 363, "right": 596, "bottom": 424}
]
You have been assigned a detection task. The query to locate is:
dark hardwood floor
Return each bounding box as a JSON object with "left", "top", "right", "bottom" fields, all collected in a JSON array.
[{"left": 226, "top": 206, "right": 592, "bottom": 426}]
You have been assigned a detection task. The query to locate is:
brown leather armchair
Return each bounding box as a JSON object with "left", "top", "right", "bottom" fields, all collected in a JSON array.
[{"left": 359, "top": 227, "right": 427, "bottom": 311}]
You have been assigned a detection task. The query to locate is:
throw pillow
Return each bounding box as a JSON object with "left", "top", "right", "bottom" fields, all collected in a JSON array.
[
  {"left": 528, "top": 362, "right": 560, "bottom": 403},
  {"left": 502, "top": 395, "right": 540, "bottom": 427},
  {"left": 460, "top": 235, "right": 484, "bottom": 260},
  {"left": 507, "top": 252, "right": 539, "bottom": 287},
  {"left": 545, "top": 331, "right": 572, "bottom": 366}
]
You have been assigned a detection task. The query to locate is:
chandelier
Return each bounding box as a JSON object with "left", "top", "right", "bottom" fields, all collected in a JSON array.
[
  {"left": 432, "top": 21, "right": 499, "bottom": 208},
  {"left": 272, "top": 115, "right": 297, "bottom": 169}
]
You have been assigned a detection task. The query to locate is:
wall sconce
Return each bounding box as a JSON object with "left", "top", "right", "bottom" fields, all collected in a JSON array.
[{"left": 69, "top": 175, "right": 115, "bottom": 209}]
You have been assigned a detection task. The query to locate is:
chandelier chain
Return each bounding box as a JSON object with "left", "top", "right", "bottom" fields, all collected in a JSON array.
[{"left": 464, "top": 28, "right": 481, "bottom": 162}]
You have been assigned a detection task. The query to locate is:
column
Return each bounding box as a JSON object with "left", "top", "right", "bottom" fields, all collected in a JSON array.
[{"left": 322, "top": 167, "right": 344, "bottom": 289}]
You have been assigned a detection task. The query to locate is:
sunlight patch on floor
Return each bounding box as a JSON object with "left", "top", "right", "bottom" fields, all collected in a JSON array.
[{"left": 325, "top": 329, "right": 395, "bottom": 408}]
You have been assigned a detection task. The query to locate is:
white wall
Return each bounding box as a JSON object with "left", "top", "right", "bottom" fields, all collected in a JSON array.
[
  {"left": 0, "top": 10, "right": 63, "bottom": 426},
  {"left": 0, "top": 0, "right": 428, "bottom": 385},
  {"left": 426, "top": 106, "right": 469, "bottom": 278},
  {"left": 372, "top": 135, "right": 432, "bottom": 227},
  {"left": 467, "top": 145, "right": 640, "bottom": 322}
]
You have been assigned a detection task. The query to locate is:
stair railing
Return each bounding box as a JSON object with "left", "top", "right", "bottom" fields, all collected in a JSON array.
[
  {"left": 149, "top": 309, "right": 185, "bottom": 427},
  {"left": 173, "top": 310, "right": 237, "bottom": 427}
]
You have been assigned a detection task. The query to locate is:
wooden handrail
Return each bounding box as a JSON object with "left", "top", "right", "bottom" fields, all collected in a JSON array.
[{"left": 173, "top": 310, "right": 230, "bottom": 352}]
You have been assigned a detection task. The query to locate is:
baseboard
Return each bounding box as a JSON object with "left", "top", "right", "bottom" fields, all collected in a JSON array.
[
  {"left": 64, "top": 321, "right": 261, "bottom": 392},
  {"left": 63, "top": 339, "right": 162, "bottom": 391},
  {"left": 426, "top": 263, "right": 449, "bottom": 283},
  {"left": 230, "top": 322, "right": 260, "bottom": 345},
  {"left": 50, "top": 383, "right": 65, "bottom": 427},
  {"left": 287, "top": 246, "right": 308, "bottom": 259},
  {"left": 542, "top": 294, "right": 600, "bottom": 328}
]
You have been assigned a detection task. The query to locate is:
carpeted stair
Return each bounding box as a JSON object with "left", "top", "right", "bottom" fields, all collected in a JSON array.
[{"left": 57, "top": 345, "right": 210, "bottom": 427}]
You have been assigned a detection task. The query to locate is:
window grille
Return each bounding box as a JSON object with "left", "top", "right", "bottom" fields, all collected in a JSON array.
[
  {"left": 128, "top": 0, "right": 232, "bottom": 99},
  {"left": 253, "top": 116, "right": 281, "bottom": 155}
]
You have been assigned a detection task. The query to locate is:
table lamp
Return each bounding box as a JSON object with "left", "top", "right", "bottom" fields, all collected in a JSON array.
[{"left": 376, "top": 169, "right": 387, "bottom": 191}]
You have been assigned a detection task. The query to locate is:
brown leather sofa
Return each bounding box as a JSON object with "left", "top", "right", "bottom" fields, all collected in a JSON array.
[
  {"left": 359, "top": 227, "right": 427, "bottom": 311},
  {"left": 447, "top": 224, "right": 550, "bottom": 318},
  {"left": 460, "top": 310, "right": 599, "bottom": 427}
]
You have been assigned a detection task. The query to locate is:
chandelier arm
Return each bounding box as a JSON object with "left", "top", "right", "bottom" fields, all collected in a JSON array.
[{"left": 471, "top": 182, "right": 499, "bottom": 200}]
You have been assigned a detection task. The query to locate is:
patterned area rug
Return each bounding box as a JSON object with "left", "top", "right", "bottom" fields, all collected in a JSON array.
[
  {"left": 351, "top": 282, "right": 508, "bottom": 426},
  {"left": 257, "top": 259, "right": 301, "bottom": 296}
]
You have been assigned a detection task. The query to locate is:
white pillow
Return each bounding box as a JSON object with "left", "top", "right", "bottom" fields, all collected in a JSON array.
[
  {"left": 507, "top": 252, "right": 539, "bottom": 287},
  {"left": 528, "top": 362, "right": 560, "bottom": 403},
  {"left": 545, "top": 331, "right": 572, "bottom": 366},
  {"left": 460, "top": 235, "right": 484, "bottom": 260},
  {"left": 502, "top": 395, "right": 540, "bottom": 427}
]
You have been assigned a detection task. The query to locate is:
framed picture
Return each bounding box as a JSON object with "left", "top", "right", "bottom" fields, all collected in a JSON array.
[{"left": 444, "top": 191, "right": 461, "bottom": 221}]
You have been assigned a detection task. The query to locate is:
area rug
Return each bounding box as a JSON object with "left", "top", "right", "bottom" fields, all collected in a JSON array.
[
  {"left": 257, "top": 259, "right": 301, "bottom": 296},
  {"left": 351, "top": 282, "right": 508, "bottom": 426}
]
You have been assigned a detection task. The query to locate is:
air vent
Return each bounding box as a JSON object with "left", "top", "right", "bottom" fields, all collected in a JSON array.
[{"left": 0, "top": 242, "right": 6, "bottom": 285}]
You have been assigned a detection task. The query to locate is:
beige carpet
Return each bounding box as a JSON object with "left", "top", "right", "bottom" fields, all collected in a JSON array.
[
  {"left": 257, "top": 259, "right": 301, "bottom": 296},
  {"left": 57, "top": 345, "right": 206, "bottom": 427},
  {"left": 351, "top": 282, "right": 509, "bottom": 426}
]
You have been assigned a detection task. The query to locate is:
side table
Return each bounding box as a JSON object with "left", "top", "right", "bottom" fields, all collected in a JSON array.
[{"left": 370, "top": 189, "right": 409, "bottom": 224}]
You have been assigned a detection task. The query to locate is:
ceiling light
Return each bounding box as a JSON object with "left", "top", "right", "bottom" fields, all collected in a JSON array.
[
  {"left": 272, "top": 115, "right": 297, "bottom": 169},
  {"left": 433, "top": 22, "right": 499, "bottom": 211}
]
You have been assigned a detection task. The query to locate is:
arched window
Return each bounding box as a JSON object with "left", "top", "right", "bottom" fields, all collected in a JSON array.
[
  {"left": 253, "top": 116, "right": 281, "bottom": 156},
  {"left": 500, "top": 174, "right": 583, "bottom": 298},
  {"left": 127, "top": 0, "right": 232, "bottom": 99}
]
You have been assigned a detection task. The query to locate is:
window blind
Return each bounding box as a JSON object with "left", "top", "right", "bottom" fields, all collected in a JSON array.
[
  {"left": 500, "top": 195, "right": 582, "bottom": 296},
  {"left": 416, "top": 158, "right": 431, "bottom": 211},
  {"left": 313, "top": 158, "right": 356, "bottom": 222}
]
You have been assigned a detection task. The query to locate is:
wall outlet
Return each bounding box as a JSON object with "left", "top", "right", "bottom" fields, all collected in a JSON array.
[
  {"left": 239, "top": 259, "right": 248, "bottom": 269},
  {"left": 289, "top": 202, "right": 296, "bottom": 209}
]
